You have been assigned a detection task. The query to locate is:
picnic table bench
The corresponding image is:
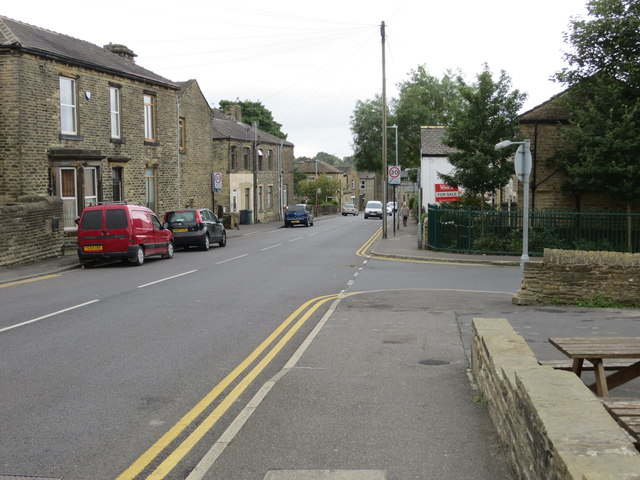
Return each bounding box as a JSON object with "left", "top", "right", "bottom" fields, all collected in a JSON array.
[
  {"left": 548, "top": 337, "right": 640, "bottom": 397},
  {"left": 602, "top": 398, "right": 640, "bottom": 448}
]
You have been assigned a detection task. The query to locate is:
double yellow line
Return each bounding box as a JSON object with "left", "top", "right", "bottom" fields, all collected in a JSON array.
[
  {"left": 356, "top": 227, "right": 382, "bottom": 258},
  {"left": 117, "top": 293, "right": 342, "bottom": 480}
]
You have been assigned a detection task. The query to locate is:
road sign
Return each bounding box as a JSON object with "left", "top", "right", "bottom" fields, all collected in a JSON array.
[
  {"left": 514, "top": 145, "right": 532, "bottom": 181},
  {"left": 212, "top": 172, "right": 223, "bottom": 192},
  {"left": 388, "top": 165, "right": 401, "bottom": 185}
]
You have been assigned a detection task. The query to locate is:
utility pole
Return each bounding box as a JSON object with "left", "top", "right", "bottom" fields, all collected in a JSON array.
[
  {"left": 252, "top": 121, "right": 258, "bottom": 224},
  {"left": 381, "top": 21, "right": 388, "bottom": 239}
]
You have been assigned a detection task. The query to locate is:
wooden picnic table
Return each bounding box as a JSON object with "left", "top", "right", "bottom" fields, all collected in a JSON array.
[{"left": 548, "top": 337, "right": 640, "bottom": 397}]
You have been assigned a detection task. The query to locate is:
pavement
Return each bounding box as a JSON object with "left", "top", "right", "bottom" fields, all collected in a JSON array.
[{"left": 3, "top": 214, "right": 639, "bottom": 480}]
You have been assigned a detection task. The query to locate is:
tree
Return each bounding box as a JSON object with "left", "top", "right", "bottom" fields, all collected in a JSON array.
[
  {"left": 315, "top": 152, "right": 341, "bottom": 165},
  {"left": 440, "top": 66, "right": 526, "bottom": 201},
  {"left": 557, "top": 0, "right": 640, "bottom": 89},
  {"left": 218, "top": 99, "right": 287, "bottom": 138},
  {"left": 350, "top": 95, "right": 386, "bottom": 173},
  {"left": 552, "top": 0, "right": 640, "bottom": 210},
  {"left": 296, "top": 175, "right": 341, "bottom": 204},
  {"left": 391, "top": 66, "right": 462, "bottom": 167}
]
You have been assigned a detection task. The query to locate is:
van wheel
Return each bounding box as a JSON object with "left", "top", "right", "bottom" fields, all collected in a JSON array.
[
  {"left": 162, "top": 241, "right": 174, "bottom": 259},
  {"left": 132, "top": 246, "right": 145, "bottom": 266}
]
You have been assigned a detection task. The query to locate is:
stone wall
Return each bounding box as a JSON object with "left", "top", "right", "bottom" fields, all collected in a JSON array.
[
  {"left": 472, "top": 317, "right": 640, "bottom": 480},
  {"left": 0, "top": 197, "right": 64, "bottom": 267},
  {"left": 513, "top": 249, "right": 640, "bottom": 306}
]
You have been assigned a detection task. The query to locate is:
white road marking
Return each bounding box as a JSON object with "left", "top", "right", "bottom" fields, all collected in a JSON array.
[
  {"left": 0, "top": 299, "right": 100, "bottom": 334},
  {"left": 216, "top": 254, "right": 248, "bottom": 265},
  {"left": 260, "top": 244, "right": 282, "bottom": 251},
  {"left": 138, "top": 270, "right": 197, "bottom": 288}
]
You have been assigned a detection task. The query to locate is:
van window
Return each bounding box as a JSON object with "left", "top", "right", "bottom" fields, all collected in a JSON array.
[
  {"left": 131, "top": 209, "right": 152, "bottom": 228},
  {"left": 105, "top": 209, "right": 128, "bottom": 229},
  {"left": 81, "top": 210, "right": 103, "bottom": 229}
]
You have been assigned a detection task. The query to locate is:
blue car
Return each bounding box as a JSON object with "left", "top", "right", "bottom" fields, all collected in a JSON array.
[{"left": 284, "top": 204, "right": 314, "bottom": 227}]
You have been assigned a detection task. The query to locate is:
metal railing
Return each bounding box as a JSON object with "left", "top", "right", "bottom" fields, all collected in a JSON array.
[{"left": 426, "top": 205, "right": 640, "bottom": 255}]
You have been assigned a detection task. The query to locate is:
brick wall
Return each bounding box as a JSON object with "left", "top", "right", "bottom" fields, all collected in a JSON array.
[
  {"left": 472, "top": 317, "right": 640, "bottom": 480},
  {"left": 0, "top": 197, "right": 64, "bottom": 267},
  {"left": 513, "top": 249, "right": 640, "bottom": 306}
]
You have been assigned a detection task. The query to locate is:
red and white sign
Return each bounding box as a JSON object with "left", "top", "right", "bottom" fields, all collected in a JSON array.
[{"left": 435, "top": 183, "right": 460, "bottom": 202}]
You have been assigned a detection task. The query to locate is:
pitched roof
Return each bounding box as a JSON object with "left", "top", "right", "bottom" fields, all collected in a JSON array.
[
  {"left": 0, "top": 16, "right": 177, "bottom": 88},
  {"left": 296, "top": 160, "right": 343, "bottom": 175},
  {"left": 420, "top": 126, "right": 458, "bottom": 156},
  {"left": 211, "top": 109, "right": 293, "bottom": 147}
]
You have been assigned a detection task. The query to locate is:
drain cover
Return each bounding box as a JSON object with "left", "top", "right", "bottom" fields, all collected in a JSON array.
[{"left": 419, "top": 359, "right": 449, "bottom": 366}]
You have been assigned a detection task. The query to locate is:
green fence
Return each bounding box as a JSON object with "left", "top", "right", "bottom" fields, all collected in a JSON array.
[{"left": 426, "top": 204, "right": 640, "bottom": 255}]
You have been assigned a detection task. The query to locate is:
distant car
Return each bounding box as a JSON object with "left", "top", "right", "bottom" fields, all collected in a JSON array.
[
  {"left": 76, "top": 203, "right": 174, "bottom": 267},
  {"left": 163, "top": 208, "right": 226, "bottom": 250},
  {"left": 364, "top": 200, "right": 383, "bottom": 219},
  {"left": 285, "top": 204, "right": 313, "bottom": 227},
  {"left": 342, "top": 203, "right": 359, "bottom": 216},
  {"left": 386, "top": 202, "right": 397, "bottom": 215}
]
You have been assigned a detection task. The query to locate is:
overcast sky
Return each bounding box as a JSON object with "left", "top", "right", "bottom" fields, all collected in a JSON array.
[{"left": 4, "top": 0, "right": 588, "bottom": 160}]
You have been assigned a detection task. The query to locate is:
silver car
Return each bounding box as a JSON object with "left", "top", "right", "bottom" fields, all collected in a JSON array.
[
  {"left": 341, "top": 203, "right": 359, "bottom": 216},
  {"left": 364, "top": 200, "right": 383, "bottom": 219}
]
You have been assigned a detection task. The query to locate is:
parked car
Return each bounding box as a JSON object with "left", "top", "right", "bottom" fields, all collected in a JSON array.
[
  {"left": 76, "top": 203, "right": 174, "bottom": 267},
  {"left": 342, "top": 203, "right": 359, "bottom": 216},
  {"left": 285, "top": 204, "right": 314, "bottom": 227},
  {"left": 364, "top": 200, "right": 383, "bottom": 219},
  {"left": 163, "top": 208, "right": 226, "bottom": 250},
  {"left": 386, "top": 201, "right": 397, "bottom": 215}
]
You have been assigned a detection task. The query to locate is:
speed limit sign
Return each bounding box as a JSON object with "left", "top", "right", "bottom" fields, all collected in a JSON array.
[{"left": 388, "top": 165, "right": 401, "bottom": 185}]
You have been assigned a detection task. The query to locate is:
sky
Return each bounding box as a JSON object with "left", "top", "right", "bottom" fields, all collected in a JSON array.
[{"left": 3, "top": 0, "right": 589, "bottom": 160}]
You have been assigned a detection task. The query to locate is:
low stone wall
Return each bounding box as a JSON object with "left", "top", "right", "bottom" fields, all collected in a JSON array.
[
  {"left": 0, "top": 197, "right": 64, "bottom": 267},
  {"left": 472, "top": 317, "right": 640, "bottom": 480},
  {"left": 513, "top": 249, "right": 640, "bottom": 306}
]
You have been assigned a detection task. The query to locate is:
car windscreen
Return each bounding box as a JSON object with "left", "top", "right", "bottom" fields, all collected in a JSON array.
[
  {"left": 367, "top": 202, "right": 382, "bottom": 208},
  {"left": 288, "top": 205, "right": 306, "bottom": 212},
  {"left": 166, "top": 211, "right": 196, "bottom": 223},
  {"left": 80, "top": 210, "right": 103, "bottom": 230},
  {"left": 105, "top": 209, "right": 128, "bottom": 229}
]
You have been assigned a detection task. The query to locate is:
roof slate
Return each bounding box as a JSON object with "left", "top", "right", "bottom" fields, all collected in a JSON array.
[
  {"left": 211, "top": 109, "right": 293, "bottom": 147},
  {"left": 420, "top": 126, "right": 458, "bottom": 156},
  {"left": 0, "top": 15, "right": 176, "bottom": 88}
]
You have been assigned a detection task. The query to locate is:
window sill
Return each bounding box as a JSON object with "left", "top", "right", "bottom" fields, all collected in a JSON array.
[
  {"left": 110, "top": 137, "right": 126, "bottom": 145},
  {"left": 59, "top": 134, "right": 84, "bottom": 141},
  {"left": 144, "top": 140, "right": 160, "bottom": 146}
]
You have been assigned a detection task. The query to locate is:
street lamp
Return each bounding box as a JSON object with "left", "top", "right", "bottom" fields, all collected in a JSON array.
[
  {"left": 405, "top": 167, "right": 422, "bottom": 249},
  {"left": 495, "top": 139, "right": 532, "bottom": 272}
]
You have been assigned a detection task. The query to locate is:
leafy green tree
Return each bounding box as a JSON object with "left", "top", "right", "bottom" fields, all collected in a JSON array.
[
  {"left": 293, "top": 168, "right": 308, "bottom": 197},
  {"left": 296, "top": 175, "right": 341, "bottom": 204},
  {"left": 350, "top": 95, "right": 386, "bottom": 173},
  {"left": 557, "top": 0, "right": 640, "bottom": 89},
  {"left": 552, "top": 0, "right": 640, "bottom": 218},
  {"left": 391, "top": 66, "right": 463, "bottom": 167},
  {"left": 440, "top": 65, "right": 526, "bottom": 201},
  {"left": 314, "top": 152, "right": 341, "bottom": 165},
  {"left": 219, "top": 99, "right": 287, "bottom": 139}
]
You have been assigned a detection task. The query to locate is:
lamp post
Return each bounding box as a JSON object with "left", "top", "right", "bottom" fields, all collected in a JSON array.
[
  {"left": 495, "top": 139, "right": 532, "bottom": 272},
  {"left": 405, "top": 167, "right": 422, "bottom": 249},
  {"left": 387, "top": 125, "right": 398, "bottom": 235}
]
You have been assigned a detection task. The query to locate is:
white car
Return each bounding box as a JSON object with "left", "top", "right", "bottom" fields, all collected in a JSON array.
[
  {"left": 386, "top": 202, "right": 397, "bottom": 215},
  {"left": 364, "top": 200, "right": 383, "bottom": 219}
]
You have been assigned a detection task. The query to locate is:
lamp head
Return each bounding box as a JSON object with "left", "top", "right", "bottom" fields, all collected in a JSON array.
[{"left": 495, "top": 140, "right": 514, "bottom": 150}]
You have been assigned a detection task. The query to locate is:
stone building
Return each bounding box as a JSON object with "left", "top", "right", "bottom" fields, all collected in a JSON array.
[
  {"left": 176, "top": 80, "right": 224, "bottom": 212},
  {"left": 519, "top": 93, "right": 640, "bottom": 212},
  {"left": 212, "top": 108, "right": 294, "bottom": 224},
  {"left": 0, "top": 16, "right": 181, "bottom": 231}
]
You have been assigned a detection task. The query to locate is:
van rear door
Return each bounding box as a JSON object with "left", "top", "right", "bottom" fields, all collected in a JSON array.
[{"left": 102, "top": 206, "right": 130, "bottom": 254}]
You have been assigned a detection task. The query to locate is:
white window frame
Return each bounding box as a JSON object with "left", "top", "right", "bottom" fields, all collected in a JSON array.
[
  {"left": 144, "top": 94, "right": 156, "bottom": 141},
  {"left": 59, "top": 167, "right": 78, "bottom": 231},
  {"left": 59, "top": 77, "right": 77, "bottom": 135},
  {"left": 110, "top": 87, "right": 121, "bottom": 139},
  {"left": 83, "top": 167, "right": 98, "bottom": 207}
]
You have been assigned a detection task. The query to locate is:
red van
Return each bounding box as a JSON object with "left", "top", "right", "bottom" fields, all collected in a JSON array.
[{"left": 76, "top": 204, "right": 174, "bottom": 267}]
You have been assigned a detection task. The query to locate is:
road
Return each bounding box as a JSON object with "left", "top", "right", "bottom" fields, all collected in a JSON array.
[{"left": 0, "top": 215, "right": 520, "bottom": 479}]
